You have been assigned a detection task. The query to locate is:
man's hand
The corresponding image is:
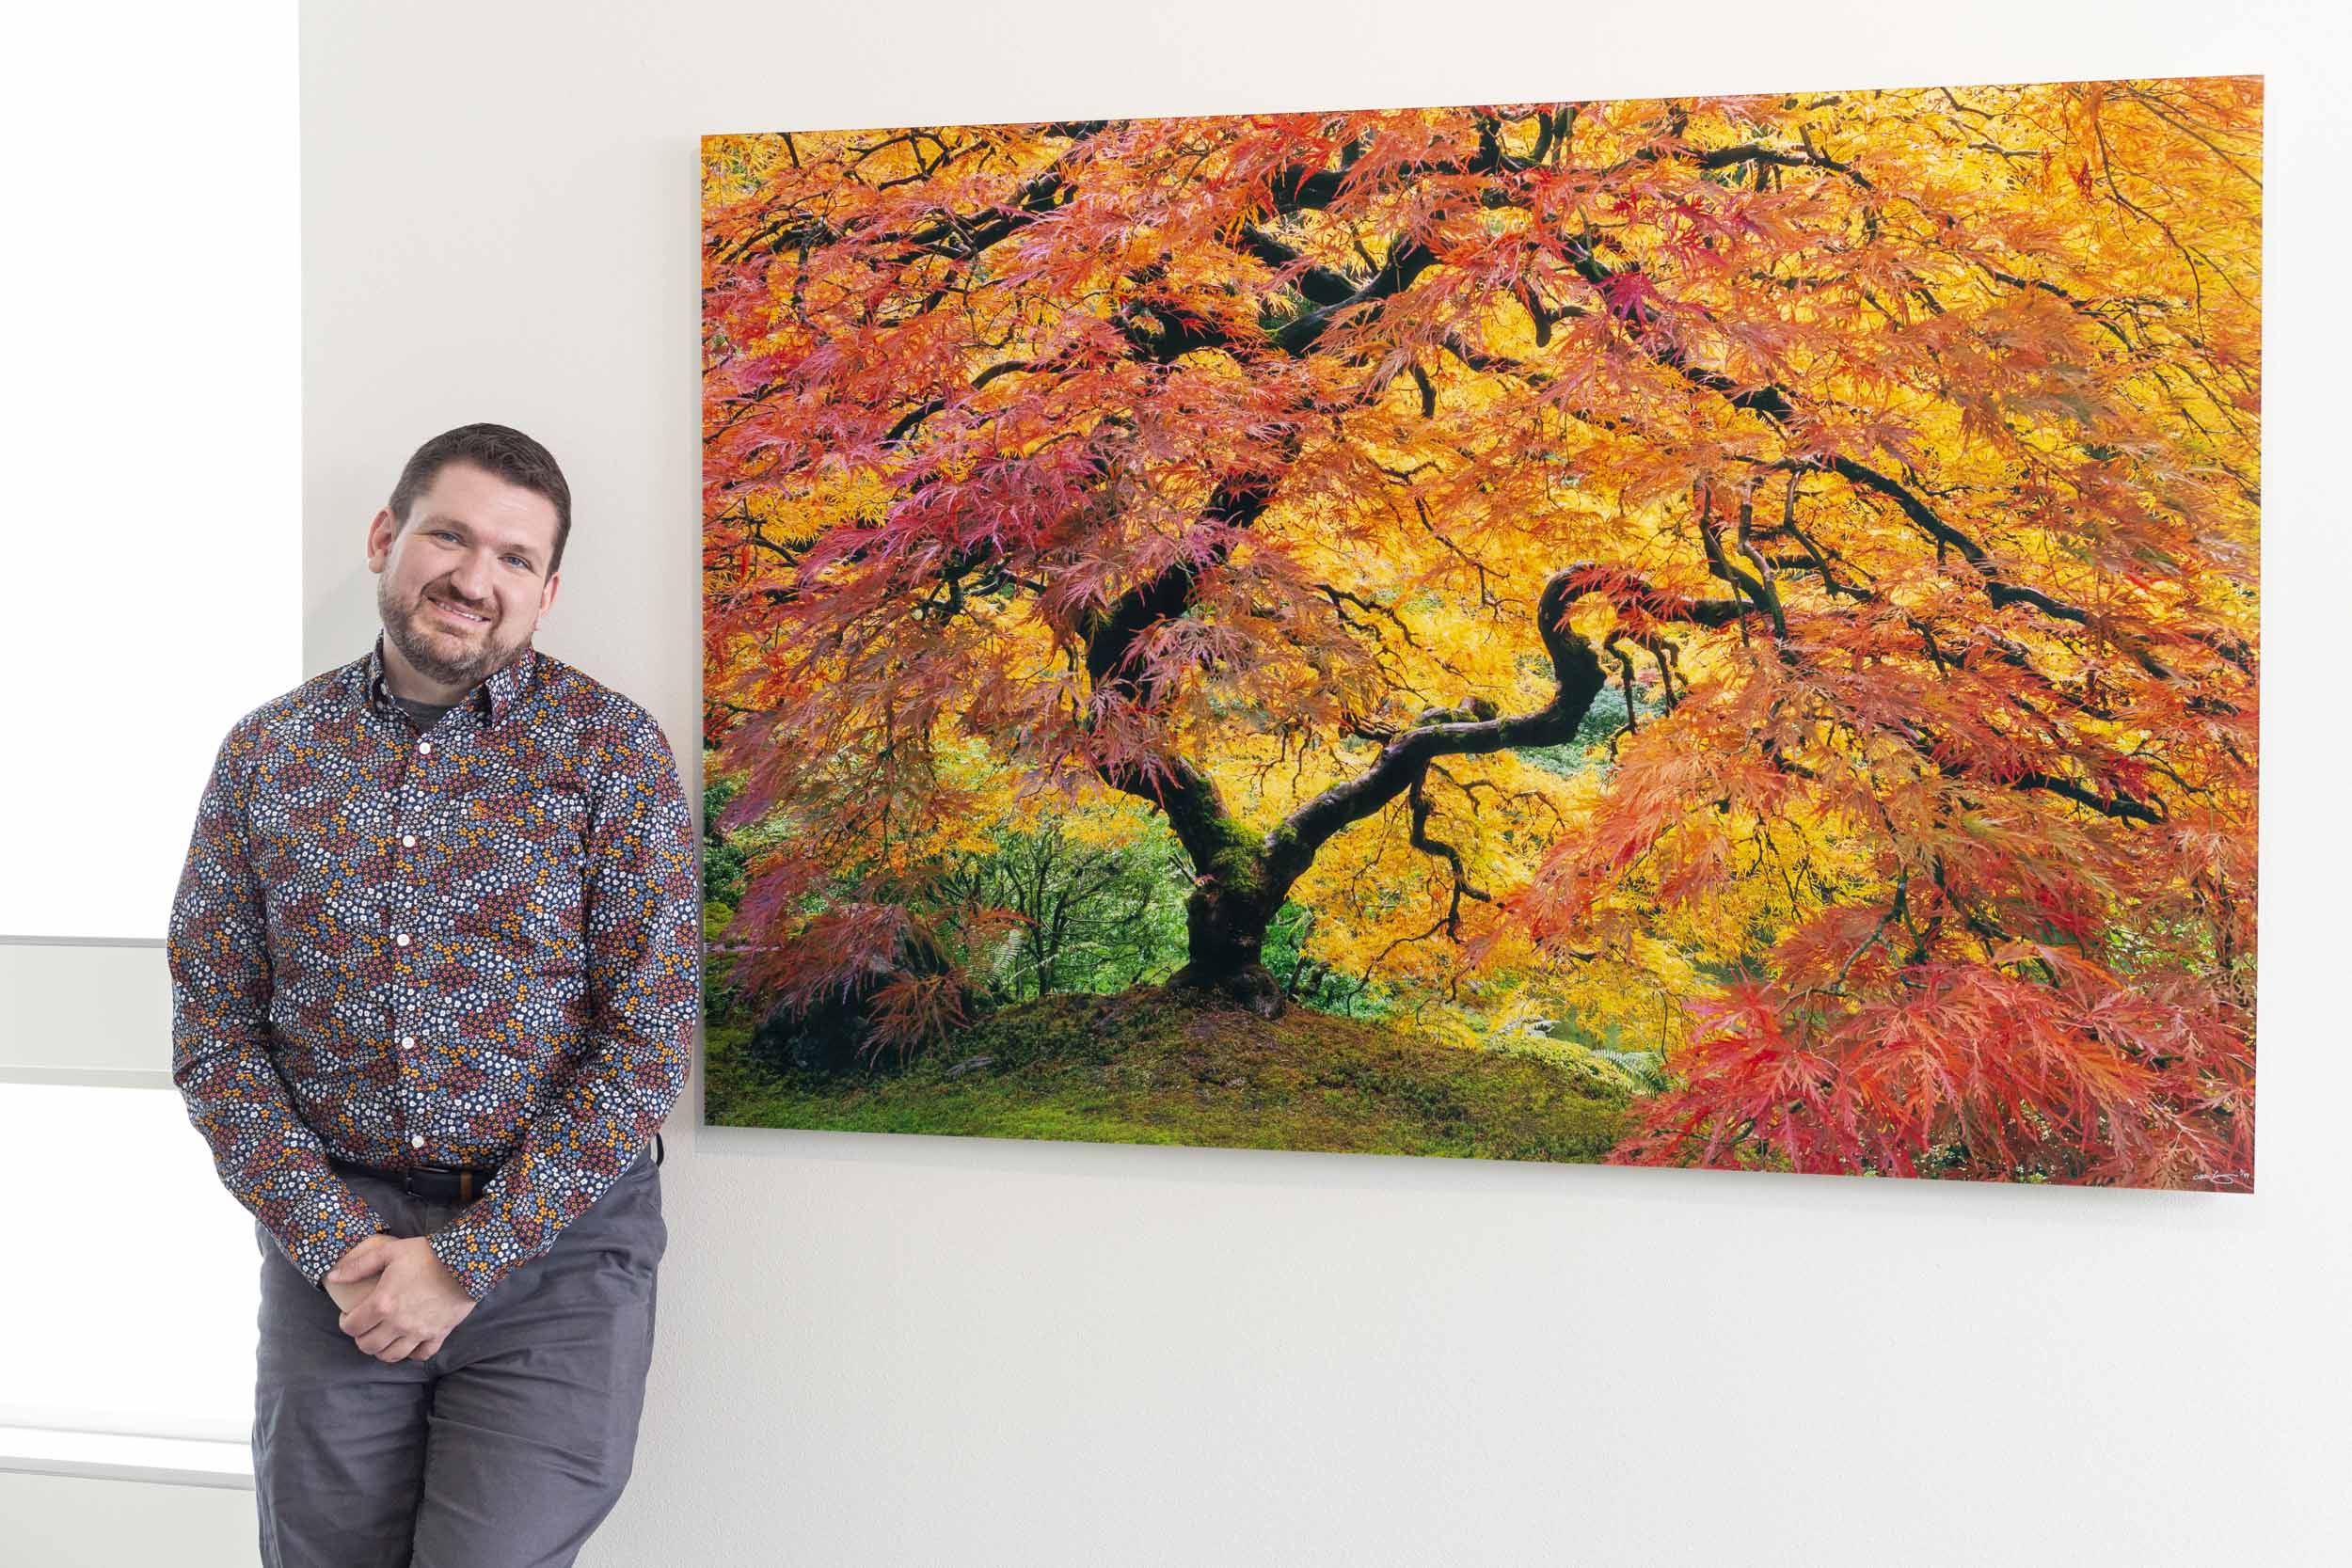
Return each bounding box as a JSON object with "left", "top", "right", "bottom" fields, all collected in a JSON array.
[
  {"left": 325, "top": 1236, "right": 478, "bottom": 1362},
  {"left": 322, "top": 1239, "right": 387, "bottom": 1316}
]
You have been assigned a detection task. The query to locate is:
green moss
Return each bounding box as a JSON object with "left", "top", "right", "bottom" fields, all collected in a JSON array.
[
  {"left": 707, "top": 989, "right": 1633, "bottom": 1165},
  {"left": 1198, "top": 816, "right": 1269, "bottom": 901}
]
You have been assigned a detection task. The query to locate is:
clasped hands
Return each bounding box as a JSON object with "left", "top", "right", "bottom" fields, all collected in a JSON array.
[{"left": 323, "top": 1235, "right": 479, "bottom": 1363}]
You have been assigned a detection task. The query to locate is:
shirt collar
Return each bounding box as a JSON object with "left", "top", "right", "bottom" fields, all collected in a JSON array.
[{"left": 363, "top": 632, "right": 537, "bottom": 723}]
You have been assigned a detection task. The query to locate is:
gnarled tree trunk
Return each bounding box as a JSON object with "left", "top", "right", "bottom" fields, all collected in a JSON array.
[{"left": 1100, "top": 567, "right": 1625, "bottom": 1017}]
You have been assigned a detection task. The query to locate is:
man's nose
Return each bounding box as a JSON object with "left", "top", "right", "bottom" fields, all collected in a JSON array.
[{"left": 448, "top": 550, "right": 496, "bottom": 604}]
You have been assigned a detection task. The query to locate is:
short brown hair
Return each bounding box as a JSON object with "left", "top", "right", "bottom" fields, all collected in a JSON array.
[{"left": 387, "top": 423, "right": 573, "bottom": 575}]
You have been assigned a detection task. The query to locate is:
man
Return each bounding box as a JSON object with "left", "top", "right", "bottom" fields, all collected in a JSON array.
[{"left": 167, "top": 423, "right": 698, "bottom": 1567}]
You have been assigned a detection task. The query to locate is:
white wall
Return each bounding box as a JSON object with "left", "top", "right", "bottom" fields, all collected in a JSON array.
[
  {"left": 0, "top": 6, "right": 292, "bottom": 1549},
  {"left": 1, "top": 1473, "right": 255, "bottom": 1568},
  {"left": 0, "top": 4, "right": 298, "bottom": 942},
  {"left": 300, "top": 3, "right": 2351, "bottom": 1563}
]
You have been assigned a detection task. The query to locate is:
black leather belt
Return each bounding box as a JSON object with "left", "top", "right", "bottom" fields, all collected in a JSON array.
[
  {"left": 330, "top": 1133, "right": 662, "bottom": 1203},
  {"left": 328, "top": 1157, "right": 495, "bottom": 1203}
]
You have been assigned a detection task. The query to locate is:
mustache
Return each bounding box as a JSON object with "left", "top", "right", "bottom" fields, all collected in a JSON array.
[{"left": 421, "top": 587, "right": 495, "bottom": 619}]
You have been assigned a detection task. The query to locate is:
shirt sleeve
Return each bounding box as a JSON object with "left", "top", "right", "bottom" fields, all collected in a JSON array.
[
  {"left": 426, "top": 708, "right": 698, "bottom": 1300},
  {"left": 168, "top": 720, "right": 388, "bottom": 1290}
]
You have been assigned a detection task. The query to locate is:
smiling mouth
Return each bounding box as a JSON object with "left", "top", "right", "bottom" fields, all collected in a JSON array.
[{"left": 427, "top": 594, "right": 490, "bottom": 627}]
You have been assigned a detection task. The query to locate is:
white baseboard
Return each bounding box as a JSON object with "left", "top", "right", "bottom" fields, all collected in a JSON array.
[{"left": 0, "top": 1426, "right": 254, "bottom": 1491}]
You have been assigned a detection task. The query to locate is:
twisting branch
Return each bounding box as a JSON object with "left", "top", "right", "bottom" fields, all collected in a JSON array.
[
  {"left": 1692, "top": 141, "right": 1876, "bottom": 190},
  {"left": 1604, "top": 634, "right": 1642, "bottom": 736},
  {"left": 1694, "top": 482, "right": 1788, "bottom": 648},
  {"left": 1556, "top": 231, "right": 2180, "bottom": 674},
  {"left": 1080, "top": 467, "right": 1287, "bottom": 705},
  {"left": 1267, "top": 564, "right": 1620, "bottom": 892},
  {"left": 1406, "top": 768, "right": 1491, "bottom": 938}
]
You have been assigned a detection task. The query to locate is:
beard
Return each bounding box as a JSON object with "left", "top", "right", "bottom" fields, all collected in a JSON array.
[{"left": 377, "top": 575, "right": 529, "bottom": 689}]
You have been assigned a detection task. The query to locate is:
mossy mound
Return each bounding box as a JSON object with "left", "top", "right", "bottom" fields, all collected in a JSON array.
[{"left": 706, "top": 988, "right": 1633, "bottom": 1164}]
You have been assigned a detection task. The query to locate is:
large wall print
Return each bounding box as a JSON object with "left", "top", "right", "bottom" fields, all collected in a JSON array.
[{"left": 701, "top": 80, "right": 2260, "bottom": 1189}]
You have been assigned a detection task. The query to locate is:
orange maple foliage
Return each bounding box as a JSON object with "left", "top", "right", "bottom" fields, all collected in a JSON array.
[{"left": 703, "top": 78, "right": 2259, "bottom": 1188}]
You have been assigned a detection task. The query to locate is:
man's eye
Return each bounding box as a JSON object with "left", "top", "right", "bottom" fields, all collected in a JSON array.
[{"left": 505, "top": 557, "right": 531, "bottom": 570}]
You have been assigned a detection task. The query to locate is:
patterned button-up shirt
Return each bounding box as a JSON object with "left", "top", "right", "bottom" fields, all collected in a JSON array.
[{"left": 167, "top": 635, "right": 698, "bottom": 1300}]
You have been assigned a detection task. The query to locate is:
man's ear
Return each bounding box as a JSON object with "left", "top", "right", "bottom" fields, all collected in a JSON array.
[
  {"left": 365, "top": 507, "right": 398, "bottom": 571},
  {"left": 539, "top": 570, "right": 561, "bottom": 616}
]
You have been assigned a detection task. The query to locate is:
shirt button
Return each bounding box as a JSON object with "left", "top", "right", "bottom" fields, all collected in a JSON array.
[
  {"left": 401, "top": 834, "right": 417, "bottom": 847},
  {"left": 410, "top": 1134, "right": 426, "bottom": 1149},
  {"left": 395, "top": 933, "right": 411, "bottom": 947},
  {"left": 418, "top": 740, "right": 432, "bottom": 754},
  {"left": 400, "top": 1036, "right": 415, "bottom": 1050}
]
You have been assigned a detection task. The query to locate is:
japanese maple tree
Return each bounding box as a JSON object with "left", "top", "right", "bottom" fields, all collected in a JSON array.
[{"left": 703, "top": 78, "right": 2259, "bottom": 1187}]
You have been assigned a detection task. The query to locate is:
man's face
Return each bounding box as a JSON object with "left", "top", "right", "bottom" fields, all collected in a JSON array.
[{"left": 366, "top": 462, "right": 562, "bottom": 694}]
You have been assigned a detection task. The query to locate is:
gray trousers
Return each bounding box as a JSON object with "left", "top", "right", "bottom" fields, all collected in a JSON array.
[{"left": 251, "top": 1147, "right": 665, "bottom": 1568}]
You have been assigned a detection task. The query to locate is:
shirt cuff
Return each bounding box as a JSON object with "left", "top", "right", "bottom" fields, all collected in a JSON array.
[
  {"left": 279, "top": 1191, "right": 389, "bottom": 1290},
  {"left": 424, "top": 1225, "right": 508, "bottom": 1302}
]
